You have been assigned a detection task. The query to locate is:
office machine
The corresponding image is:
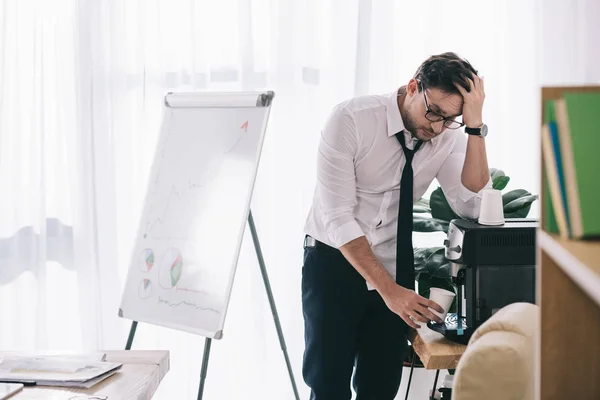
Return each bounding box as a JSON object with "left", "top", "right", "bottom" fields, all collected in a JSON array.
[{"left": 427, "top": 218, "right": 538, "bottom": 344}]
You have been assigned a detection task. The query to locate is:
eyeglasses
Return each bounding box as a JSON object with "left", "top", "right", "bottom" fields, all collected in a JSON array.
[{"left": 419, "top": 81, "right": 465, "bottom": 129}]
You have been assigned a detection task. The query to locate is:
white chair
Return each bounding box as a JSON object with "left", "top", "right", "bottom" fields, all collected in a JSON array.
[{"left": 451, "top": 302, "right": 539, "bottom": 400}]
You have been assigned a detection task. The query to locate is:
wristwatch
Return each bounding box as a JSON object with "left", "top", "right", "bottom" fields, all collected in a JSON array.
[{"left": 465, "top": 123, "right": 488, "bottom": 137}]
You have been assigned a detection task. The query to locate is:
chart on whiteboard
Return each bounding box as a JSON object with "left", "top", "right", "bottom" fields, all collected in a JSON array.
[{"left": 120, "top": 106, "right": 268, "bottom": 335}]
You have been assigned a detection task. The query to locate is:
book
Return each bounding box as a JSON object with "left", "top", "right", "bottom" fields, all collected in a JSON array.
[
  {"left": 542, "top": 122, "right": 569, "bottom": 237},
  {"left": 542, "top": 99, "right": 567, "bottom": 236},
  {"left": 542, "top": 138, "right": 560, "bottom": 235},
  {"left": 554, "top": 93, "right": 600, "bottom": 238}
]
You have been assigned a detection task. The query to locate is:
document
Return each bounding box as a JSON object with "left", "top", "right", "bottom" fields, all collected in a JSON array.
[
  {"left": 0, "top": 383, "right": 23, "bottom": 399},
  {"left": 0, "top": 356, "right": 122, "bottom": 388}
]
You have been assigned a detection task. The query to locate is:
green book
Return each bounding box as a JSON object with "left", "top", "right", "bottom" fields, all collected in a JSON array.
[
  {"left": 554, "top": 93, "right": 600, "bottom": 238},
  {"left": 543, "top": 165, "right": 559, "bottom": 235},
  {"left": 543, "top": 100, "right": 570, "bottom": 237}
]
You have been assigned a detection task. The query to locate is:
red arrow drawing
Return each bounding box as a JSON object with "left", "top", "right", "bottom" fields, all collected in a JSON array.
[{"left": 240, "top": 121, "right": 248, "bottom": 132}]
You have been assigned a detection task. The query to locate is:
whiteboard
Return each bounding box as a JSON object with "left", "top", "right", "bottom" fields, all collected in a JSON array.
[{"left": 118, "top": 91, "right": 274, "bottom": 339}]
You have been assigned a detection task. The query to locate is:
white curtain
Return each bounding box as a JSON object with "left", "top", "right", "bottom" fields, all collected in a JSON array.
[{"left": 1, "top": 0, "right": 598, "bottom": 398}]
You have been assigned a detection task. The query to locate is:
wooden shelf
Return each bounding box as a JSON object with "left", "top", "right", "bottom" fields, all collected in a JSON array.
[
  {"left": 539, "top": 231, "right": 600, "bottom": 306},
  {"left": 407, "top": 328, "right": 466, "bottom": 370},
  {"left": 538, "top": 85, "right": 600, "bottom": 400}
]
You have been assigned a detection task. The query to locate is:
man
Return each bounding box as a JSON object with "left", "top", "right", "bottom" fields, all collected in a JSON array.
[{"left": 301, "top": 52, "right": 492, "bottom": 400}]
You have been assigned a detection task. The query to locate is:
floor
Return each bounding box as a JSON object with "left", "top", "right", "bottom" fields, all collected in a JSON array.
[{"left": 395, "top": 366, "right": 448, "bottom": 400}]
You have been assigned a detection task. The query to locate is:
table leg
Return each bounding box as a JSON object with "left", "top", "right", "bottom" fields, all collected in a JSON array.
[
  {"left": 429, "top": 369, "right": 440, "bottom": 400},
  {"left": 404, "top": 351, "right": 416, "bottom": 400}
]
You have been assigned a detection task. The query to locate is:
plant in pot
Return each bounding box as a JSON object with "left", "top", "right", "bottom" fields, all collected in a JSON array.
[{"left": 412, "top": 168, "right": 539, "bottom": 308}]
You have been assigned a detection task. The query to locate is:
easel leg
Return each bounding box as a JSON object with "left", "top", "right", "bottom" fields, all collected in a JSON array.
[
  {"left": 430, "top": 369, "right": 440, "bottom": 400},
  {"left": 404, "top": 351, "right": 416, "bottom": 400},
  {"left": 197, "top": 338, "right": 212, "bottom": 400},
  {"left": 248, "top": 211, "right": 301, "bottom": 400},
  {"left": 125, "top": 321, "right": 138, "bottom": 350}
]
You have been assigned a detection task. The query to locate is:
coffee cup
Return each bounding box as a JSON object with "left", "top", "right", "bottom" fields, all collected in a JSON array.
[
  {"left": 478, "top": 188, "right": 505, "bottom": 226},
  {"left": 428, "top": 287, "right": 456, "bottom": 321}
]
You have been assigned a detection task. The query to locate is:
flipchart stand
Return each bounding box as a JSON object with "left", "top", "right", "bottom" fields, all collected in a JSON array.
[{"left": 119, "top": 92, "right": 300, "bottom": 400}]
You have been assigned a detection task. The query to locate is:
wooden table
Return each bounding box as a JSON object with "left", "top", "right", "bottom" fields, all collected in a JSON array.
[
  {"left": 7, "top": 350, "right": 170, "bottom": 400},
  {"left": 408, "top": 327, "right": 467, "bottom": 370},
  {"left": 405, "top": 327, "right": 467, "bottom": 400}
]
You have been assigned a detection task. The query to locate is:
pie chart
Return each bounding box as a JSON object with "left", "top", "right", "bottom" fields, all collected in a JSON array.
[
  {"left": 138, "top": 279, "right": 153, "bottom": 299},
  {"left": 159, "top": 247, "right": 184, "bottom": 289},
  {"left": 139, "top": 249, "right": 155, "bottom": 272}
]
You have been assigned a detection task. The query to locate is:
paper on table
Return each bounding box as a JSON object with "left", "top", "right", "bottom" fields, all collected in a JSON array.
[
  {"left": 0, "top": 356, "right": 121, "bottom": 388},
  {"left": 0, "top": 352, "right": 106, "bottom": 362},
  {"left": 0, "top": 383, "right": 23, "bottom": 400}
]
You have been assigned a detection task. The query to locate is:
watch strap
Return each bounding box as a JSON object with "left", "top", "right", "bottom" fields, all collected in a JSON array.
[{"left": 465, "top": 125, "right": 482, "bottom": 135}]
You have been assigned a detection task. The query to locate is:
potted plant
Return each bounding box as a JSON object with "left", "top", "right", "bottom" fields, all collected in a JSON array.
[{"left": 412, "top": 168, "right": 539, "bottom": 306}]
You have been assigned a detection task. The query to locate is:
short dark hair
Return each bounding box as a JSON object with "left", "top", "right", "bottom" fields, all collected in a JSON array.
[{"left": 413, "top": 52, "right": 478, "bottom": 94}]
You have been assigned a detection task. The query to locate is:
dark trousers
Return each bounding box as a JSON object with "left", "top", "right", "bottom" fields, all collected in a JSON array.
[{"left": 301, "top": 241, "right": 409, "bottom": 400}]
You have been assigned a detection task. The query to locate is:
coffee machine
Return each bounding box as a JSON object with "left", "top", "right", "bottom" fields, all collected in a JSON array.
[{"left": 427, "top": 218, "right": 538, "bottom": 344}]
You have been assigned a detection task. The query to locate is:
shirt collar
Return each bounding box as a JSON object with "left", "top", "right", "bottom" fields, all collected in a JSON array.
[
  {"left": 386, "top": 90, "right": 421, "bottom": 149},
  {"left": 386, "top": 90, "right": 405, "bottom": 138}
]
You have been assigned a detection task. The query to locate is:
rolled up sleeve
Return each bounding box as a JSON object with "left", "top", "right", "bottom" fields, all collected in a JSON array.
[
  {"left": 316, "top": 105, "right": 364, "bottom": 247},
  {"left": 436, "top": 134, "right": 493, "bottom": 220}
]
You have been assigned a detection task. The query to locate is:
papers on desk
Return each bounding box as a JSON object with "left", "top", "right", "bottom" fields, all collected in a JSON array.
[
  {"left": 0, "top": 355, "right": 122, "bottom": 388},
  {"left": 0, "top": 351, "right": 107, "bottom": 362},
  {"left": 0, "top": 383, "right": 24, "bottom": 400}
]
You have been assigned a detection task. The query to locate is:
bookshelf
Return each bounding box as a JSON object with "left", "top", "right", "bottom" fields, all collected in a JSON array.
[{"left": 538, "top": 86, "right": 600, "bottom": 399}]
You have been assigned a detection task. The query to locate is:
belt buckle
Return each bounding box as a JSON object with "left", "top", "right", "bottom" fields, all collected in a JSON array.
[{"left": 304, "top": 236, "right": 317, "bottom": 249}]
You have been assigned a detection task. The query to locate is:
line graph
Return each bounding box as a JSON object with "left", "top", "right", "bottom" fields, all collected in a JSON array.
[
  {"left": 175, "top": 287, "right": 209, "bottom": 295},
  {"left": 143, "top": 156, "right": 224, "bottom": 239},
  {"left": 158, "top": 297, "right": 220, "bottom": 314},
  {"left": 144, "top": 185, "right": 185, "bottom": 236},
  {"left": 141, "top": 115, "right": 249, "bottom": 242}
]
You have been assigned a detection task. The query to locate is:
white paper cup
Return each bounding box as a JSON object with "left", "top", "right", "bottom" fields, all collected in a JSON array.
[
  {"left": 478, "top": 188, "right": 505, "bottom": 226},
  {"left": 429, "top": 287, "right": 456, "bottom": 321}
]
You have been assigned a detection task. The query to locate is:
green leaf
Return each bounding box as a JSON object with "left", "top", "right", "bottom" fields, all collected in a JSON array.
[
  {"left": 414, "top": 247, "right": 444, "bottom": 271},
  {"left": 414, "top": 247, "right": 449, "bottom": 278},
  {"left": 413, "top": 215, "right": 449, "bottom": 233},
  {"left": 493, "top": 175, "right": 510, "bottom": 190},
  {"left": 504, "top": 194, "right": 539, "bottom": 214},
  {"left": 502, "top": 189, "right": 531, "bottom": 206},
  {"left": 429, "top": 187, "right": 459, "bottom": 222},
  {"left": 505, "top": 204, "right": 532, "bottom": 218},
  {"left": 413, "top": 205, "right": 431, "bottom": 213},
  {"left": 416, "top": 197, "right": 430, "bottom": 208},
  {"left": 490, "top": 168, "right": 505, "bottom": 181}
]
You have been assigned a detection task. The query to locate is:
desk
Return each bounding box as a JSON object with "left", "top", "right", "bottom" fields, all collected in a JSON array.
[
  {"left": 405, "top": 328, "right": 467, "bottom": 400},
  {"left": 408, "top": 327, "right": 466, "bottom": 370},
  {"left": 7, "top": 350, "right": 169, "bottom": 400}
]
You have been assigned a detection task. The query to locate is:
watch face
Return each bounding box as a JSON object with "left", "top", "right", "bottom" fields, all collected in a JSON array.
[{"left": 481, "top": 124, "right": 488, "bottom": 137}]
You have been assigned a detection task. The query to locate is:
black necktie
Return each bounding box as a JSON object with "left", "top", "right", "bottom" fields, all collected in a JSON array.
[{"left": 395, "top": 132, "right": 422, "bottom": 290}]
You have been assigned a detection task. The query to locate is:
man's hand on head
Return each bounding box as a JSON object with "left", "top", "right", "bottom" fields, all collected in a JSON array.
[{"left": 455, "top": 74, "right": 485, "bottom": 128}]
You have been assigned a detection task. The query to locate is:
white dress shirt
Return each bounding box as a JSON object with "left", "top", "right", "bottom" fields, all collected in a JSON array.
[{"left": 304, "top": 90, "right": 492, "bottom": 285}]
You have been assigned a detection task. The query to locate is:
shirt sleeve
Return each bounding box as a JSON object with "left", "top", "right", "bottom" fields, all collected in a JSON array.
[
  {"left": 436, "top": 133, "right": 493, "bottom": 220},
  {"left": 316, "top": 105, "right": 365, "bottom": 248}
]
